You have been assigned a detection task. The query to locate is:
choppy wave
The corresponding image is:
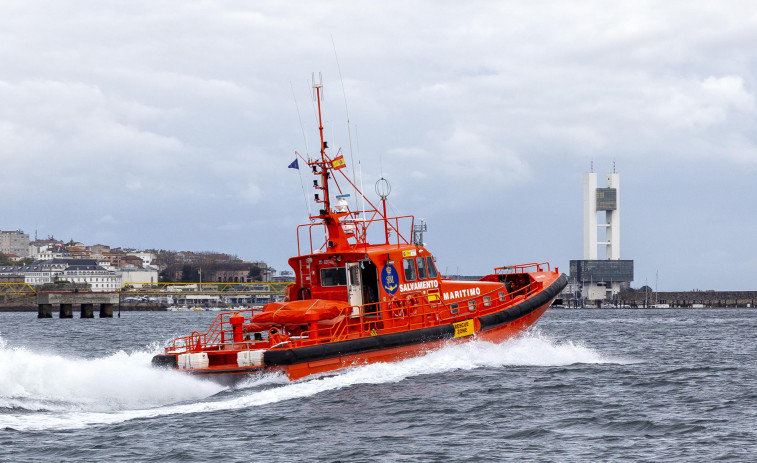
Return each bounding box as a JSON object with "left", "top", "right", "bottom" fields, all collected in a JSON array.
[
  {"left": 0, "top": 332, "right": 627, "bottom": 431},
  {"left": 0, "top": 336, "right": 225, "bottom": 413}
]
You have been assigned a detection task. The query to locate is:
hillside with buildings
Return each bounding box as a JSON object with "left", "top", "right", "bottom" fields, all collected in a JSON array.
[{"left": 0, "top": 229, "right": 280, "bottom": 292}]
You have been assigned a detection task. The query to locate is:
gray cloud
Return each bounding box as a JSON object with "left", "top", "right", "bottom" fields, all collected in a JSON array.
[{"left": 1, "top": 1, "right": 756, "bottom": 289}]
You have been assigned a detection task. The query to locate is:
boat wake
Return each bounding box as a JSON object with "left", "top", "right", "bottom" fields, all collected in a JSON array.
[{"left": 0, "top": 332, "right": 631, "bottom": 431}]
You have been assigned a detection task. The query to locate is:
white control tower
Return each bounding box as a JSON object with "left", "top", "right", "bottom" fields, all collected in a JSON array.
[
  {"left": 583, "top": 171, "right": 620, "bottom": 260},
  {"left": 572, "top": 167, "right": 632, "bottom": 302}
]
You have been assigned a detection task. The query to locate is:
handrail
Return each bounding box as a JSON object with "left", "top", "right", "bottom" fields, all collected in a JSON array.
[
  {"left": 294, "top": 276, "right": 545, "bottom": 344},
  {"left": 296, "top": 213, "right": 416, "bottom": 256},
  {"left": 167, "top": 274, "right": 550, "bottom": 353},
  {"left": 329, "top": 313, "right": 351, "bottom": 342},
  {"left": 168, "top": 308, "right": 258, "bottom": 353},
  {"left": 494, "top": 262, "right": 551, "bottom": 274}
]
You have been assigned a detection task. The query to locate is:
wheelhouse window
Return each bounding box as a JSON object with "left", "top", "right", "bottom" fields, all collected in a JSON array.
[
  {"left": 426, "top": 256, "right": 438, "bottom": 278},
  {"left": 416, "top": 256, "right": 427, "bottom": 280},
  {"left": 321, "top": 267, "right": 347, "bottom": 286},
  {"left": 403, "top": 258, "right": 417, "bottom": 281}
]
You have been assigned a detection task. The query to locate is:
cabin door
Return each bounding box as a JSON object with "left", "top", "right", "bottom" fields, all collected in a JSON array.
[{"left": 346, "top": 262, "right": 362, "bottom": 316}]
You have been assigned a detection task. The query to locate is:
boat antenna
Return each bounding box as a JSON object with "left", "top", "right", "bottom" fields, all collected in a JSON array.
[
  {"left": 332, "top": 35, "right": 359, "bottom": 212},
  {"left": 313, "top": 73, "right": 331, "bottom": 214},
  {"left": 310, "top": 76, "right": 320, "bottom": 152}
]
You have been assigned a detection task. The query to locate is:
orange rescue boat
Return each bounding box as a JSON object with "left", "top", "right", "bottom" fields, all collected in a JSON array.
[{"left": 152, "top": 80, "right": 568, "bottom": 383}]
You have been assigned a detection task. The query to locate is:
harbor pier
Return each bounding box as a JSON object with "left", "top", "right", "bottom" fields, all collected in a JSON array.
[{"left": 36, "top": 292, "right": 119, "bottom": 318}]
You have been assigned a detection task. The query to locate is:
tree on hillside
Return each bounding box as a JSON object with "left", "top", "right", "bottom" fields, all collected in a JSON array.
[
  {"left": 180, "top": 265, "right": 200, "bottom": 283},
  {"left": 248, "top": 265, "right": 263, "bottom": 281}
]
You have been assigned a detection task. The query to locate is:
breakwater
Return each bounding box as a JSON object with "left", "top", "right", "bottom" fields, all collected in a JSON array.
[{"left": 616, "top": 290, "right": 757, "bottom": 308}]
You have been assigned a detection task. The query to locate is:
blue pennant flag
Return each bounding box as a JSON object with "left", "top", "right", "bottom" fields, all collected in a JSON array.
[{"left": 288, "top": 159, "right": 299, "bottom": 170}]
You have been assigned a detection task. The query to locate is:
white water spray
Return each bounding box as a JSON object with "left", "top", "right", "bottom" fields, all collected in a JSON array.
[{"left": 0, "top": 332, "right": 632, "bottom": 431}]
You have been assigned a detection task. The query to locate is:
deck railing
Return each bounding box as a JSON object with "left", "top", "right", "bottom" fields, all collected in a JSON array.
[
  {"left": 494, "top": 262, "right": 552, "bottom": 274},
  {"left": 296, "top": 212, "right": 415, "bottom": 255},
  {"left": 165, "top": 273, "right": 550, "bottom": 354}
]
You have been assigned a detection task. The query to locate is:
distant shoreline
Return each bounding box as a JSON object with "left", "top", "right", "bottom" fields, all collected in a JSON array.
[
  {"left": 550, "top": 305, "right": 755, "bottom": 310},
  {"left": 1, "top": 305, "right": 755, "bottom": 314},
  {"left": 0, "top": 305, "right": 168, "bottom": 313}
]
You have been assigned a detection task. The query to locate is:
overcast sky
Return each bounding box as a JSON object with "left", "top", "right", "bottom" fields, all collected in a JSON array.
[{"left": 2, "top": 1, "right": 756, "bottom": 290}]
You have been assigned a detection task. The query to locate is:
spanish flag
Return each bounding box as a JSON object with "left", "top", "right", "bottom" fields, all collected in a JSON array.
[{"left": 331, "top": 155, "right": 346, "bottom": 170}]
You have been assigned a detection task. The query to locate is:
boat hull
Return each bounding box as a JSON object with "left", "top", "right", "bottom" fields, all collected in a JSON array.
[
  {"left": 281, "top": 297, "right": 553, "bottom": 380},
  {"left": 160, "top": 273, "right": 567, "bottom": 383}
]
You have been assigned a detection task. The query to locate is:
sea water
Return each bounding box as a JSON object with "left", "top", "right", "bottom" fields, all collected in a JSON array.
[{"left": 1, "top": 309, "right": 755, "bottom": 462}]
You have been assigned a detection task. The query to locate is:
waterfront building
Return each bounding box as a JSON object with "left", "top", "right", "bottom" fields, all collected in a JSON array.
[
  {"left": 102, "top": 249, "right": 127, "bottom": 267},
  {"left": 8, "top": 259, "right": 119, "bottom": 291},
  {"left": 29, "top": 238, "right": 64, "bottom": 259},
  {"left": 208, "top": 261, "right": 270, "bottom": 283},
  {"left": 126, "top": 250, "right": 155, "bottom": 267},
  {"left": 88, "top": 244, "right": 111, "bottom": 255},
  {"left": 66, "top": 246, "right": 91, "bottom": 259},
  {"left": 119, "top": 254, "right": 145, "bottom": 268},
  {"left": 0, "top": 230, "right": 30, "bottom": 258},
  {"left": 0, "top": 266, "right": 24, "bottom": 279},
  {"left": 36, "top": 245, "right": 72, "bottom": 261},
  {"left": 61, "top": 260, "right": 120, "bottom": 291},
  {"left": 18, "top": 259, "right": 69, "bottom": 285},
  {"left": 569, "top": 168, "right": 634, "bottom": 302},
  {"left": 117, "top": 267, "right": 159, "bottom": 288}
]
